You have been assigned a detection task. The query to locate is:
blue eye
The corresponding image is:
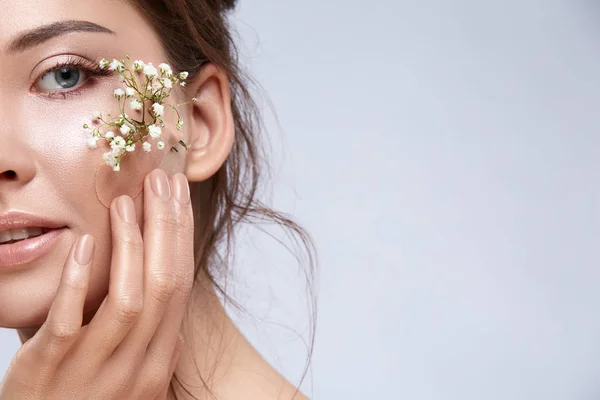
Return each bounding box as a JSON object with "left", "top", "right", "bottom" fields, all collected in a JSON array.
[{"left": 36, "top": 66, "right": 87, "bottom": 92}]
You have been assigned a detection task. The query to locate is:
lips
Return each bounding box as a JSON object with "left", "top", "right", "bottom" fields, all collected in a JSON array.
[
  {"left": 0, "top": 228, "right": 67, "bottom": 268},
  {"left": 0, "top": 227, "right": 51, "bottom": 244},
  {"left": 0, "top": 211, "right": 68, "bottom": 268}
]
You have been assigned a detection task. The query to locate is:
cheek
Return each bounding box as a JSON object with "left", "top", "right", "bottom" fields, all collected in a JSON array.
[
  {"left": 93, "top": 128, "right": 180, "bottom": 208},
  {"left": 25, "top": 91, "right": 182, "bottom": 209}
]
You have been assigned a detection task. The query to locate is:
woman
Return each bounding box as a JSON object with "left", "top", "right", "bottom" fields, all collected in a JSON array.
[{"left": 0, "top": 0, "right": 314, "bottom": 398}]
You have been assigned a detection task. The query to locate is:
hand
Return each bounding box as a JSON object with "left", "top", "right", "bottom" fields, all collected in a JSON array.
[{"left": 0, "top": 169, "right": 195, "bottom": 400}]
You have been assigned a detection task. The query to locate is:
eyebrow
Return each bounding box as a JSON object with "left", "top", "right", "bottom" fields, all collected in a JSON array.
[{"left": 5, "top": 20, "right": 115, "bottom": 54}]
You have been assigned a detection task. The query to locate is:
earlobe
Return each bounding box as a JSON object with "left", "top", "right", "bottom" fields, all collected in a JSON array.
[{"left": 184, "top": 63, "right": 234, "bottom": 182}]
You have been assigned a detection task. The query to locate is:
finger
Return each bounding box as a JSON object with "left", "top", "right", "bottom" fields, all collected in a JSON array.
[
  {"left": 32, "top": 235, "right": 95, "bottom": 364},
  {"left": 114, "top": 168, "right": 178, "bottom": 357},
  {"left": 154, "top": 332, "right": 184, "bottom": 400},
  {"left": 77, "top": 195, "right": 144, "bottom": 360},
  {"left": 145, "top": 173, "right": 194, "bottom": 367}
]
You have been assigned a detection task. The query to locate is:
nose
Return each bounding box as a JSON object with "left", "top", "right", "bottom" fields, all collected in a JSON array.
[{"left": 0, "top": 141, "right": 36, "bottom": 188}]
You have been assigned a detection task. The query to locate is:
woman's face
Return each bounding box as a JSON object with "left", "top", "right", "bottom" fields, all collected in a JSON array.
[{"left": 0, "top": 0, "right": 190, "bottom": 328}]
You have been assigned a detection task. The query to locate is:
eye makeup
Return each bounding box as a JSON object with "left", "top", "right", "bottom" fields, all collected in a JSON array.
[{"left": 31, "top": 55, "right": 112, "bottom": 99}]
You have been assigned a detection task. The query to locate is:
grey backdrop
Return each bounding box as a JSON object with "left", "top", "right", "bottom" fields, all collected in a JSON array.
[{"left": 2, "top": 1, "right": 600, "bottom": 399}]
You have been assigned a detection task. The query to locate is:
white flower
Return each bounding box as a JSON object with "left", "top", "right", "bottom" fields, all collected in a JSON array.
[
  {"left": 191, "top": 97, "right": 198, "bottom": 102},
  {"left": 133, "top": 60, "right": 145, "bottom": 71},
  {"left": 87, "top": 136, "right": 98, "bottom": 149},
  {"left": 143, "top": 63, "right": 158, "bottom": 78},
  {"left": 91, "top": 56, "right": 195, "bottom": 173},
  {"left": 111, "top": 146, "right": 123, "bottom": 156},
  {"left": 103, "top": 151, "right": 119, "bottom": 169},
  {"left": 109, "top": 59, "right": 124, "bottom": 72},
  {"left": 151, "top": 103, "right": 164, "bottom": 117},
  {"left": 112, "top": 136, "right": 126, "bottom": 149},
  {"left": 148, "top": 124, "right": 162, "bottom": 139},
  {"left": 120, "top": 125, "right": 131, "bottom": 135},
  {"left": 129, "top": 99, "right": 142, "bottom": 111},
  {"left": 161, "top": 78, "right": 172, "bottom": 89},
  {"left": 159, "top": 63, "right": 173, "bottom": 77}
]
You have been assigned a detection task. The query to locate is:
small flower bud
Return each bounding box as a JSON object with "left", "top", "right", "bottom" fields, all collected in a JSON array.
[
  {"left": 133, "top": 60, "right": 145, "bottom": 71},
  {"left": 120, "top": 125, "right": 131, "bottom": 135},
  {"left": 151, "top": 103, "right": 164, "bottom": 117},
  {"left": 129, "top": 99, "right": 142, "bottom": 111},
  {"left": 87, "top": 137, "right": 98, "bottom": 149},
  {"left": 159, "top": 63, "right": 173, "bottom": 77},
  {"left": 148, "top": 124, "right": 162, "bottom": 139},
  {"left": 144, "top": 63, "right": 158, "bottom": 78},
  {"left": 109, "top": 59, "right": 124, "bottom": 72}
]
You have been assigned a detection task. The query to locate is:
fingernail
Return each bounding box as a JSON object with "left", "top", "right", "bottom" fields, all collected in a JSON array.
[
  {"left": 150, "top": 169, "right": 171, "bottom": 201},
  {"left": 117, "top": 196, "right": 137, "bottom": 224},
  {"left": 74, "top": 235, "right": 95, "bottom": 265},
  {"left": 172, "top": 174, "right": 190, "bottom": 205}
]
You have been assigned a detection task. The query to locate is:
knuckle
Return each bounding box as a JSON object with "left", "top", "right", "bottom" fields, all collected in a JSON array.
[
  {"left": 117, "top": 232, "right": 143, "bottom": 251},
  {"left": 179, "top": 211, "right": 195, "bottom": 230},
  {"left": 148, "top": 271, "right": 177, "bottom": 304},
  {"left": 152, "top": 212, "right": 180, "bottom": 233},
  {"left": 46, "top": 321, "right": 79, "bottom": 342},
  {"left": 174, "top": 271, "right": 194, "bottom": 298},
  {"left": 63, "top": 272, "right": 89, "bottom": 291},
  {"left": 114, "top": 294, "right": 143, "bottom": 324},
  {"left": 141, "top": 368, "right": 169, "bottom": 395}
]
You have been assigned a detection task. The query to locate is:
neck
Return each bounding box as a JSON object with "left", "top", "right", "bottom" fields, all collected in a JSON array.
[{"left": 169, "top": 276, "right": 307, "bottom": 399}]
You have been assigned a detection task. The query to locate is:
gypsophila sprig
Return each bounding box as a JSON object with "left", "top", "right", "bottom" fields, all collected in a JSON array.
[{"left": 86, "top": 55, "right": 194, "bottom": 172}]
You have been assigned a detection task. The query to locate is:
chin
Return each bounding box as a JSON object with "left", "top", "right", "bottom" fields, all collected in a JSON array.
[
  {"left": 0, "top": 267, "right": 109, "bottom": 330},
  {"left": 0, "top": 289, "right": 56, "bottom": 329}
]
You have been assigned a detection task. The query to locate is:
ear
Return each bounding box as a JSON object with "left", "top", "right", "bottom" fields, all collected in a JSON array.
[{"left": 183, "top": 63, "right": 234, "bottom": 182}]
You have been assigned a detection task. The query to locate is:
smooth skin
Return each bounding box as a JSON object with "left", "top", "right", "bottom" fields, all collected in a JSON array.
[
  {"left": 0, "top": 0, "right": 308, "bottom": 399},
  {"left": 1, "top": 170, "right": 194, "bottom": 399}
]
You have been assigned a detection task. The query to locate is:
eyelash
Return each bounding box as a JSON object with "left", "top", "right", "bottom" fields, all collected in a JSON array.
[{"left": 35, "top": 56, "right": 113, "bottom": 100}]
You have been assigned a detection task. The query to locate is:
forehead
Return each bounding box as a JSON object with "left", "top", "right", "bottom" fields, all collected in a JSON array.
[{"left": 0, "top": 0, "right": 159, "bottom": 56}]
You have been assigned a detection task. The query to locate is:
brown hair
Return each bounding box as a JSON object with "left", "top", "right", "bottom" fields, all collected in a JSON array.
[{"left": 129, "top": 0, "right": 316, "bottom": 398}]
